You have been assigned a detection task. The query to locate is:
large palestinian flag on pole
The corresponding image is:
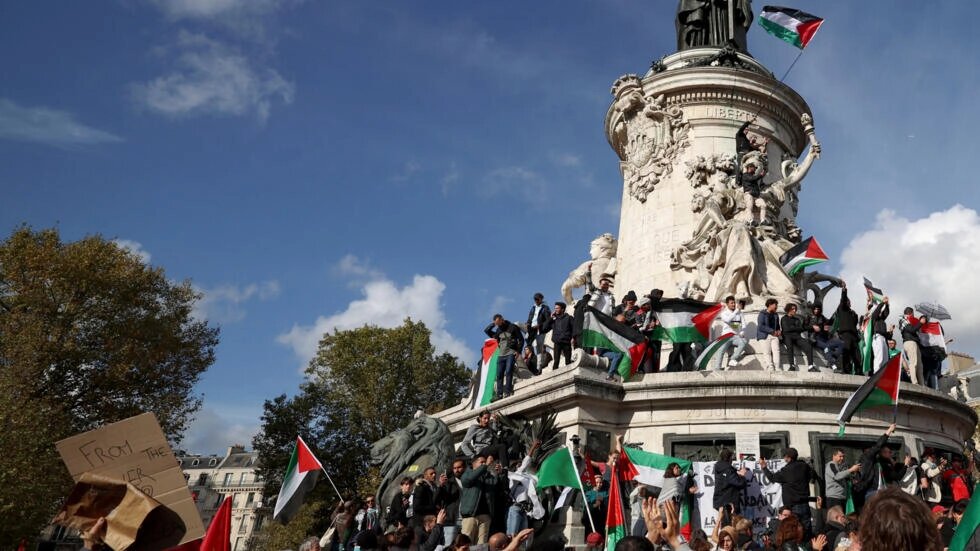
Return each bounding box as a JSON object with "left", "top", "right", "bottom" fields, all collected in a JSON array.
[
  {"left": 759, "top": 6, "right": 824, "bottom": 49},
  {"left": 273, "top": 436, "right": 323, "bottom": 523},
  {"left": 472, "top": 339, "right": 499, "bottom": 409},
  {"left": 694, "top": 332, "right": 735, "bottom": 370},
  {"left": 605, "top": 467, "right": 626, "bottom": 551},
  {"left": 859, "top": 302, "right": 886, "bottom": 375},
  {"left": 779, "top": 236, "right": 828, "bottom": 276},
  {"left": 650, "top": 299, "right": 723, "bottom": 344},
  {"left": 837, "top": 353, "right": 901, "bottom": 435},
  {"left": 581, "top": 306, "right": 648, "bottom": 380}
]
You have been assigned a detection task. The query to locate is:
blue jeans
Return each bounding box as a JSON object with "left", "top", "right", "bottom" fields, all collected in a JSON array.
[
  {"left": 506, "top": 504, "right": 527, "bottom": 535},
  {"left": 496, "top": 354, "right": 515, "bottom": 396},
  {"left": 600, "top": 349, "right": 624, "bottom": 376},
  {"left": 443, "top": 519, "right": 461, "bottom": 546},
  {"left": 714, "top": 335, "right": 747, "bottom": 369},
  {"left": 791, "top": 503, "right": 812, "bottom": 539}
]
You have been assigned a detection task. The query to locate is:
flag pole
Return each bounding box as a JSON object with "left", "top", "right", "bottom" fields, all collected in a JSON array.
[
  {"left": 320, "top": 465, "right": 345, "bottom": 503},
  {"left": 569, "top": 446, "right": 597, "bottom": 533}
]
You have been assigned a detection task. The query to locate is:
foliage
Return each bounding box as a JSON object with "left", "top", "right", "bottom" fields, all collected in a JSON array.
[
  {"left": 254, "top": 319, "right": 470, "bottom": 506},
  {"left": 255, "top": 500, "right": 326, "bottom": 551},
  {"left": 0, "top": 227, "right": 219, "bottom": 547}
]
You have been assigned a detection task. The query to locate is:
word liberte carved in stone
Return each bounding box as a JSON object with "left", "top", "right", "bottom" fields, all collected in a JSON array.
[{"left": 609, "top": 74, "right": 692, "bottom": 203}]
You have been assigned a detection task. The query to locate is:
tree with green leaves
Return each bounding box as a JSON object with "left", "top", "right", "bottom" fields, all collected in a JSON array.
[
  {"left": 0, "top": 227, "right": 219, "bottom": 547},
  {"left": 253, "top": 319, "right": 470, "bottom": 538}
]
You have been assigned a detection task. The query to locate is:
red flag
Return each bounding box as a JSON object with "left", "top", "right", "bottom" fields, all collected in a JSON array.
[
  {"left": 201, "top": 496, "right": 232, "bottom": 551},
  {"left": 582, "top": 451, "right": 598, "bottom": 486}
]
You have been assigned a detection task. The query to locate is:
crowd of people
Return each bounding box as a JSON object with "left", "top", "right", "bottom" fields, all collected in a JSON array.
[
  {"left": 294, "top": 418, "right": 980, "bottom": 551},
  {"left": 482, "top": 276, "right": 949, "bottom": 400}
]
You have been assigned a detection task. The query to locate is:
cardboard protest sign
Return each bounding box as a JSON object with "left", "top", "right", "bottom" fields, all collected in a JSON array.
[
  {"left": 56, "top": 413, "right": 204, "bottom": 547},
  {"left": 53, "top": 473, "right": 186, "bottom": 551}
]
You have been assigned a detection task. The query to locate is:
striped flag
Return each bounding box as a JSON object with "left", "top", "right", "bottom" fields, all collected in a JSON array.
[
  {"left": 758, "top": 6, "right": 824, "bottom": 49},
  {"left": 863, "top": 277, "right": 885, "bottom": 304},
  {"left": 581, "top": 307, "right": 648, "bottom": 381},
  {"left": 779, "top": 236, "right": 828, "bottom": 276},
  {"left": 273, "top": 436, "right": 323, "bottom": 523},
  {"left": 472, "top": 339, "right": 499, "bottom": 409},
  {"left": 859, "top": 302, "right": 886, "bottom": 375},
  {"left": 605, "top": 465, "right": 626, "bottom": 551},
  {"left": 619, "top": 447, "right": 692, "bottom": 488},
  {"left": 837, "top": 353, "right": 902, "bottom": 435},
  {"left": 694, "top": 332, "right": 735, "bottom": 370},
  {"left": 951, "top": 483, "right": 980, "bottom": 551},
  {"left": 651, "top": 299, "right": 724, "bottom": 343},
  {"left": 919, "top": 321, "right": 947, "bottom": 350}
]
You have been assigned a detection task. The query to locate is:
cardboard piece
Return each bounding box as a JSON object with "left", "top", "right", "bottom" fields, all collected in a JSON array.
[
  {"left": 52, "top": 473, "right": 187, "bottom": 551},
  {"left": 56, "top": 413, "right": 204, "bottom": 546}
]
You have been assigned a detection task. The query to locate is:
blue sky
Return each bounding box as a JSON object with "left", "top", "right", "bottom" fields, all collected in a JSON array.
[{"left": 3, "top": 1, "right": 978, "bottom": 453}]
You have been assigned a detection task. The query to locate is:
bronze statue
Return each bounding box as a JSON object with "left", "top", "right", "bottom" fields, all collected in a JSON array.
[{"left": 676, "top": 0, "right": 753, "bottom": 53}]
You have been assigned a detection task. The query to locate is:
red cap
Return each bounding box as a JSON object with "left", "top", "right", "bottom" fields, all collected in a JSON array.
[
  {"left": 932, "top": 505, "right": 948, "bottom": 514},
  {"left": 586, "top": 532, "right": 603, "bottom": 545}
]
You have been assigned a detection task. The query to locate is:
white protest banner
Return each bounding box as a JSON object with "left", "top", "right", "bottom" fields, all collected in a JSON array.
[{"left": 691, "top": 459, "right": 785, "bottom": 537}]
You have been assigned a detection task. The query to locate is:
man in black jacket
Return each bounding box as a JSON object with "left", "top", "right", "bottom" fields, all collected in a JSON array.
[
  {"left": 781, "top": 303, "right": 815, "bottom": 372},
  {"left": 542, "top": 302, "right": 575, "bottom": 369},
  {"left": 760, "top": 448, "right": 820, "bottom": 538},
  {"left": 435, "top": 459, "right": 465, "bottom": 545},
  {"left": 853, "top": 423, "right": 905, "bottom": 504},
  {"left": 484, "top": 315, "right": 524, "bottom": 398},
  {"left": 525, "top": 293, "right": 551, "bottom": 356},
  {"left": 713, "top": 449, "right": 748, "bottom": 518},
  {"left": 832, "top": 283, "right": 862, "bottom": 375},
  {"left": 411, "top": 467, "right": 438, "bottom": 528}
]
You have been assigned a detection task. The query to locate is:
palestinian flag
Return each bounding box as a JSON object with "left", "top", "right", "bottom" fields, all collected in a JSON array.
[
  {"left": 605, "top": 467, "right": 626, "bottom": 551},
  {"left": 581, "top": 307, "right": 648, "bottom": 380},
  {"left": 779, "top": 237, "right": 828, "bottom": 276},
  {"left": 472, "top": 339, "right": 499, "bottom": 409},
  {"left": 695, "top": 332, "right": 735, "bottom": 370},
  {"left": 650, "top": 299, "right": 724, "bottom": 344},
  {"left": 619, "top": 447, "right": 692, "bottom": 488},
  {"left": 758, "top": 6, "right": 824, "bottom": 49},
  {"left": 582, "top": 450, "right": 598, "bottom": 486},
  {"left": 919, "top": 322, "right": 947, "bottom": 350},
  {"left": 950, "top": 483, "right": 980, "bottom": 551},
  {"left": 679, "top": 500, "right": 693, "bottom": 540},
  {"left": 845, "top": 481, "right": 855, "bottom": 515},
  {"left": 837, "top": 353, "right": 901, "bottom": 435},
  {"left": 273, "top": 436, "right": 323, "bottom": 523},
  {"left": 863, "top": 277, "right": 885, "bottom": 304}
]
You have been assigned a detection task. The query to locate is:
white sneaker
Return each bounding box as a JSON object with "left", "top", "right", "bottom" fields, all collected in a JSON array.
[
  {"left": 728, "top": 359, "right": 738, "bottom": 368},
  {"left": 808, "top": 365, "right": 819, "bottom": 373}
]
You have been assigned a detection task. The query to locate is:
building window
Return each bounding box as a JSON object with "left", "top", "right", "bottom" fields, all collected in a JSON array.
[
  {"left": 246, "top": 492, "right": 255, "bottom": 506},
  {"left": 192, "top": 459, "right": 200, "bottom": 466},
  {"left": 665, "top": 433, "right": 789, "bottom": 462},
  {"left": 197, "top": 474, "right": 208, "bottom": 486},
  {"left": 209, "top": 458, "right": 218, "bottom": 466},
  {"left": 240, "top": 473, "right": 248, "bottom": 484},
  {"left": 224, "top": 473, "right": 233, "bottom": 485},
  {"left": 254, "top": 515, "right": 264, "bottom": 531},
  {"left": 238, "top": 515, "right": 248, "bottom": 534}
]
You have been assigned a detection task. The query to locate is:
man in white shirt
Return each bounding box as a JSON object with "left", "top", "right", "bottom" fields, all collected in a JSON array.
[
  {"left": 586, "top": 262, "right": 615, "bottom": 315},
  {"left": 715, "top": 295, "right": 748, "bottom": 370}
]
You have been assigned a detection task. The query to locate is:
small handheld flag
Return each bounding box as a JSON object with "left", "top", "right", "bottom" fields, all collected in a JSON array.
[
  {"left": 863, "top": 277, "right": 885, "bottom": 304},
  {"left": 837, "top": 353, "right": 902, "bottom": 435},
  {"left": 580, "top": 306, "right": 648, "bottom": 381},
  {"left": 759, "top": 6, "right": 824, "bottom": 49},
  {"left": 695, "top": 332, "right": 736, "bottom": 371},
  {"left": 273, "top": 436, "right": 324, "bottom": 523},
  {"left": 472, "top": 339, "right": 499, "bottom": 409},
  {"left": 650, "top": 299, "right": 724, "bottom": 344}
]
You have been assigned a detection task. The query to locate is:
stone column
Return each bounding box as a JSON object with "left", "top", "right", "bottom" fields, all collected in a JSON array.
[{"left": 606, "top": 48, "right": 812, "bottom": 301}]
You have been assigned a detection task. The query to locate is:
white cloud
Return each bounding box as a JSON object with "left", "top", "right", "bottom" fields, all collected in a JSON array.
[
  {"left": 389, "top": 160, "right": 421, "bottom": 183},
  {"left": 0, "top": 98, "right": 122, "bottom": 147},
  {"left": 113, "top": 239, "right": 152, "bottom": 264},
  {"left": 182, "top": 406, "right": 259, "bottom": 455},
  {"left": 440, "top": 162, "right": 460, "bottom": 196},
  {"left": 131, "top": 32, "right": 294, "bottom": 121},
  {"left": 838, "top": 205, "right": 980, "bottom": 357},
  {"left": 551, "top": 152, "right": 582, "bottom": 167},
  {"left": 487, "top": 295, "right": 514, "bottom": 319},
  {"left": 148, "top": 0, "right": 287, "bottom": 20},
  {"left": 193, "top": 280, "right": 281, "bottom": 323},
  {"left": 482, "top": 166, "right": 547, "bottom": 201},
  {"left": 277, "top": 258, "right": 475, "bottom": 367}
]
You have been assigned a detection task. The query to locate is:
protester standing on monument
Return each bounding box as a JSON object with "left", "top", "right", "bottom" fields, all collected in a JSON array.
[
  {"left": 862, "top": 296, "right": 890, "bottom": 373},
  {"left": 761, "top": 448, "right": 820, "bottom": 538},
  {"left": 757, "top": 298, "right": 782, "bottom": 371},
  {"left": 484, "top": 314, "right": 524, "bottom": 398},
  {"left": 388, "top": 477, "right": 414, "bottom": 529},
  {"left": 780, "top": 303, "right": 815, "bottom": 372},
  {"left": 899, "top": 307, "right": 924, "bottom": 385},
  {"left": 586, "top": 262, "right": 616, "bottom": 316},
  {"left": 411, "top": 468, "right": 438, "bottom": 527},
  {"left": 525, "top": 293, "right": 550, "bottom": 356},
  {"left": 831, "top": 283, "right": 862, "bottom": 375},
  {"left": 541, "top": 301, "right": 574, "bottom": 369},
  {"left": 436, "top": 459, "right": 465, "bottom": 546},
  {"left": 715, "top": 295, "right": 747, "bottom": 370},
  {"left": 824, "top": 449, "right": 860, "bottom": 511}
]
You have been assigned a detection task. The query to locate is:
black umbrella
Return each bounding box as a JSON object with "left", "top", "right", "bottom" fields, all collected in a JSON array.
[{"left": 915, "top": 302, "right": 951, "bottom": 320}]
